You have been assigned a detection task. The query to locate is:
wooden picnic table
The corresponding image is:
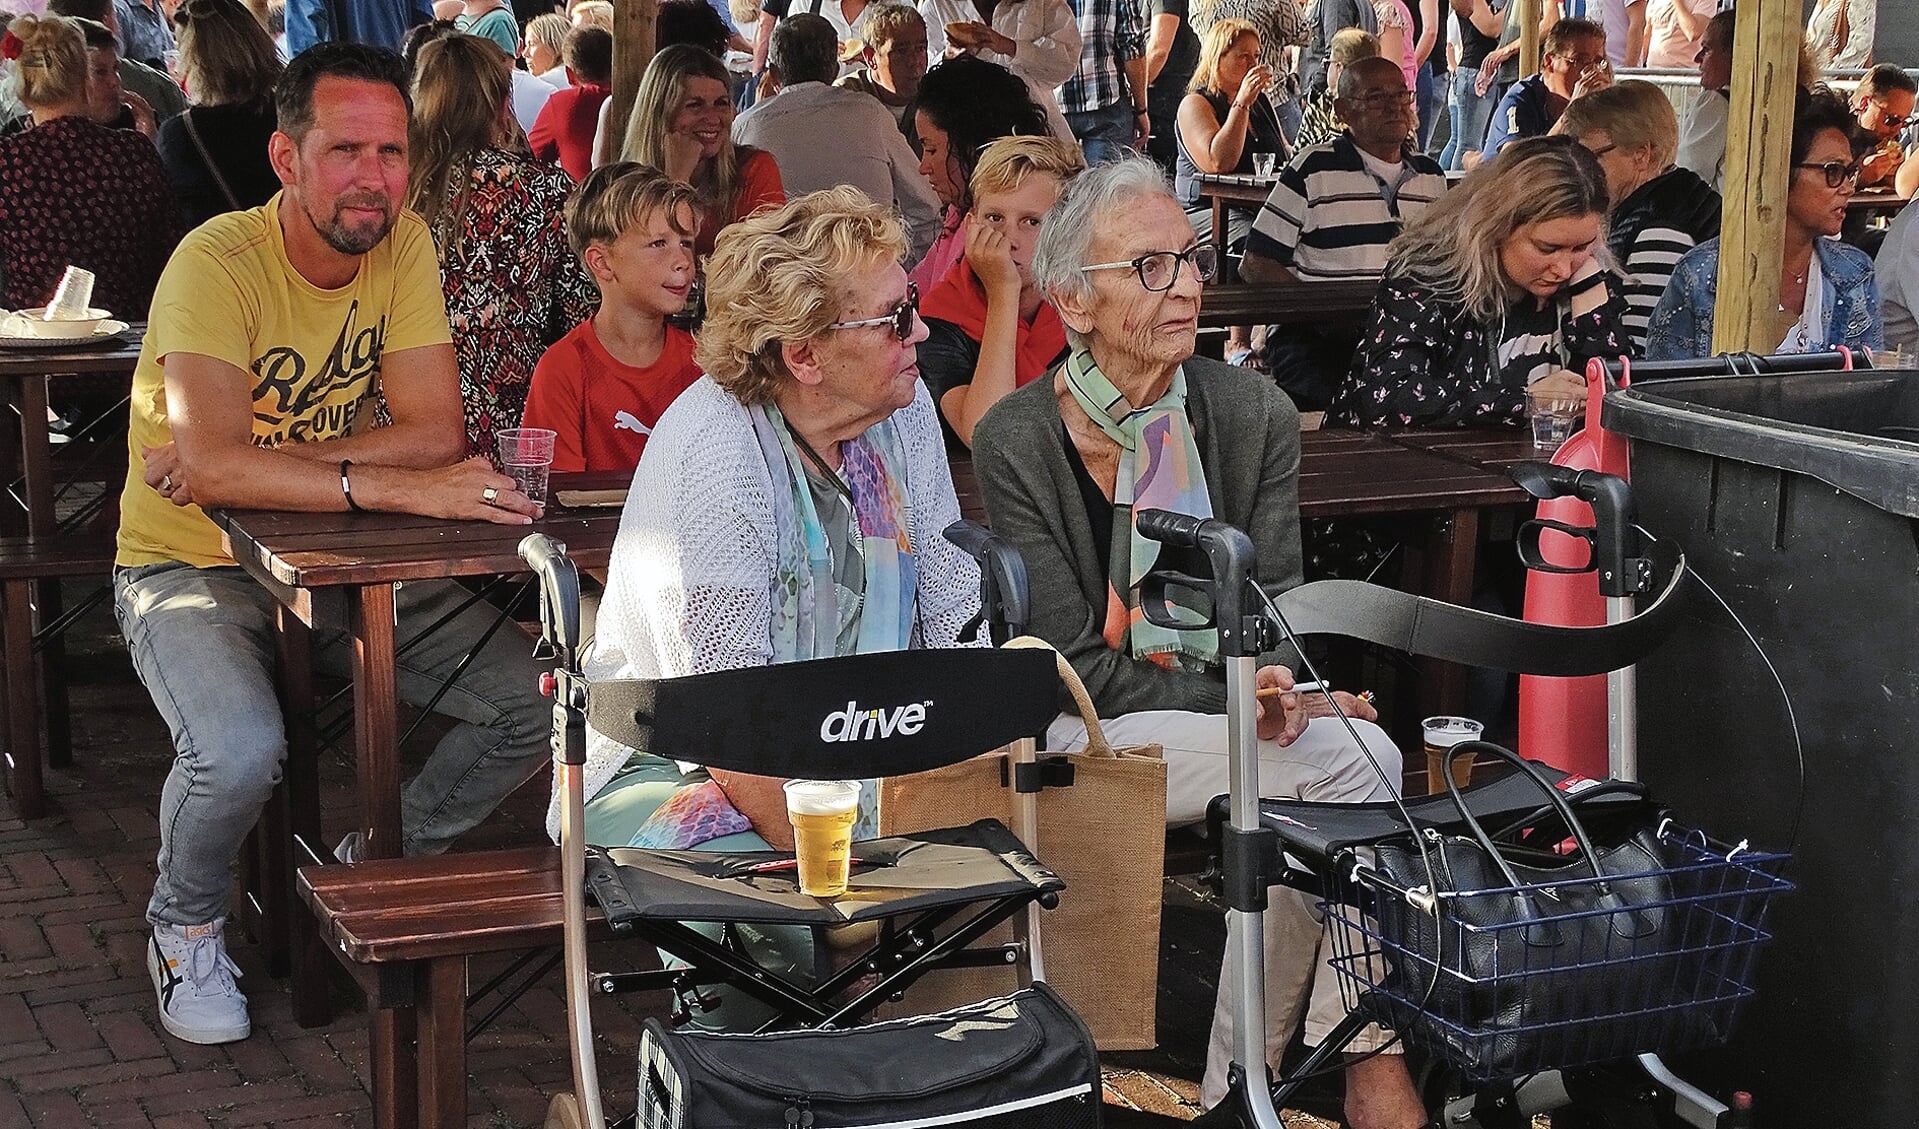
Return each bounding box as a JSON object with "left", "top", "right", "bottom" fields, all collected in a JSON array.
[
  {"left": 1198, "top": 279, "right": 1378, "bottom": 330},
  {"left": 1847, "top": 186, "right": 1910, "bottom": 219},
  {"left": 208, "top": 474, "right": 626, "bottom": 1091},
  {"left": 0, "top": 324, "right": 144, "bottom": 783},
  {"left": 1191, "top": 171, "right": 1277, "bottom": 277}
]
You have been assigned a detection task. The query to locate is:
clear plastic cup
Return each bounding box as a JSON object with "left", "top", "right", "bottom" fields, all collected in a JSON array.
[
  {"left": 44, "top": 267, "right": 96, "bottom": 321},
  {"left": 782, "top": 779, "right": 861, "bottom": 897},
  {"left": 1528, "top": 397, "right": 1577, "bottom": 453},
  {"left": 1421, "top": 716, "right": 1484, "bottom": 791},
  {"left": 495, "top": 427, "right": 557, "bottom": 507}
]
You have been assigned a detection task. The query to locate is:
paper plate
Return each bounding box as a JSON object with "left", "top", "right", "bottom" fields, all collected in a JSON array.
[{"left": 0, "top": 318, "right": 132, "bottom": 351}]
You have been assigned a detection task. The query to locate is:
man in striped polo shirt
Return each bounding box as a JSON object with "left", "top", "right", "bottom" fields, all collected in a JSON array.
[
  {"left": 1241, "top": 57, "right": 1445, "bottom": 406},
  {"left": 1241, "top": 57, "right": 1446, "bottom": 286}
]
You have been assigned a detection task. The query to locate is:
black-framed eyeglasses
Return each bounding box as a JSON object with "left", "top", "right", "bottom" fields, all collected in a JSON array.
[
  {"left": 827, "top": 282, "right": 920, "bottom": 340},
  {"left": 1867, "top": 101, "right": 1919, "bottom": 128},
  {"left": 1795, "top": 160, "right": 1862, "bottom": 188},
  {"left": 1080, "top": 245, "right": 1218, "bottom": 292}
]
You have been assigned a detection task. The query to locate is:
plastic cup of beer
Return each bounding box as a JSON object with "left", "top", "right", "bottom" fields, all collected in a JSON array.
[
  {"left": 1421, "top": 716, "right": 1483, "bottom": 793},
  {"left": 495, "top": 427, "right": 556, "bottom": 507},
  {"left": 783, "top": 779, "right": 861, "bottom": 898}
]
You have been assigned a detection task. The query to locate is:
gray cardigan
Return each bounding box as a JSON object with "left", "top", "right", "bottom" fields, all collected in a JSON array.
[{"left": 971, "top": 355, "right": 1305, "bottom": 717}]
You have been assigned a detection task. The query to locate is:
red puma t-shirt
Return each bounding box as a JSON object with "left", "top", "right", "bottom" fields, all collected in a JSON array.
[{"left": 522, "top": 317, "right": 703, "bottom": 473}]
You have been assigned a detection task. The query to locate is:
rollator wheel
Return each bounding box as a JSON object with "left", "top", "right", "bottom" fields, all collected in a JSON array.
[{"left": 544, "top": 1092, "right": 588, "bottom": 1129}]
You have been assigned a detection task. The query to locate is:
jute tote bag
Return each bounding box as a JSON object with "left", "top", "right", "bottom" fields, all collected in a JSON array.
[{"left": 880, "top": 637, "right": 1167, "bottom": 1049}]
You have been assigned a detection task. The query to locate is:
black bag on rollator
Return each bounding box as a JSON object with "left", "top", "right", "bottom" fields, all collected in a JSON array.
[
  {"left": 1358, "top": 745, "right": 1745, "bottom": 1080},
  {"left": 635, "top": 983, "right": 1102, "bottom": 1129}
]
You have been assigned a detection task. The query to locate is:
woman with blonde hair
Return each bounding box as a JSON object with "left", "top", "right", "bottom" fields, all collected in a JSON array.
[
  {"left": 0, "top": 13, "right": 181, "bottom": 314},
  {"left": 1332, "top": 135, "right": 1632, "bottom": 428},
  {"left": 1557, "top": 80, "right": 1720, "bottom": 351},
  {"left": 1175, "top": 18, "right": 1286, "bottom": 246},
  {"left": 920, "top": 134, "right": 1085, "bottom": 445},
  {"left": 575, "top": 185, "right": 976, "bottom": 921},
  {"left": 620, "top": 44, "right": 785, "bottom": 256},
  {"left": 408, "top": 33, "right": 597, "bottom": 455},
  {"left": 157, "top": 0, "right": 282, "bottom": 225}
]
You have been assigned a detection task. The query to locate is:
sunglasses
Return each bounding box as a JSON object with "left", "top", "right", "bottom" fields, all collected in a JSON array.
[
  {"left": 826, "top": 282, "right": 920, "bottom": 341},
  {"left": 1080, "top": 245, "right": 1219, "bottom": 293},
  {"left": 1795, "top": 160, "right": 1862, "bottom": 188}
]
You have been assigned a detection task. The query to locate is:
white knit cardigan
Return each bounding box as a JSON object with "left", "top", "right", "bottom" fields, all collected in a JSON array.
[{"left": 548, "top": 376, "right": 983, "bottom": 838}]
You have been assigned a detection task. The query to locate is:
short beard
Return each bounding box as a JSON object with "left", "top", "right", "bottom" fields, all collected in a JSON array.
[{"left": 309, "top": 199, "right": 394, "bottom": 256}]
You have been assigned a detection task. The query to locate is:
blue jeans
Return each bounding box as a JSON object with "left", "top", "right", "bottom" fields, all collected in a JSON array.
[
  {"left": 1064, "top": 101, "right": 1137, "bottom": 165},
  {"left": 117, "top": 562, "right": 551, "bottom": 926},
  {"left": 1442, "top": 62, "right": 1498, "bottom": 170},
  {"left": 1415, "top": 62, "right": 1440, "bottom": 153}
]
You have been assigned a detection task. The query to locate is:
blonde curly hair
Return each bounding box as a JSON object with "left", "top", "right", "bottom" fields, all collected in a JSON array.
[{"left": 696, "top": 187, "right": 909, "bottom": 406}]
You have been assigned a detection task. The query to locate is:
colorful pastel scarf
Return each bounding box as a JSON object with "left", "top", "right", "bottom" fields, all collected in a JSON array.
[
  {"left": 1062, "top": 349, "right": 1219, "bottom": 672},
  {"left": 629, "top": 402, "right": 917, "bottom": 850}
]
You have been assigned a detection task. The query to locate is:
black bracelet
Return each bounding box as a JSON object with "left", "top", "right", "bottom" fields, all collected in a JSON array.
[{"left": 340, "top": 459, "right": 365, "bottom": 513}]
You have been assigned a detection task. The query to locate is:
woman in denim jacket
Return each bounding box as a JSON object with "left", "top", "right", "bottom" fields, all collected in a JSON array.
[{"left": 1647, "top": 89, "right": 1884, "bottom": 360}]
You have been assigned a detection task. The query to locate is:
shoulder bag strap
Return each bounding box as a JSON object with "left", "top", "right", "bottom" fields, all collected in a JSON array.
[{"left": 181, "top": 109, "right": 244, "bottom": 213}]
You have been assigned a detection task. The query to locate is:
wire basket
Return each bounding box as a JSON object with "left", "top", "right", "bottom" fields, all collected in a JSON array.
[{"left": 1323, "top": 824, "right": 1791, "bottom": 1082}]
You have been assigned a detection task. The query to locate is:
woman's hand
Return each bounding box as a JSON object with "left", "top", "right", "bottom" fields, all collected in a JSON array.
[
  {"left": 1254, "top": 665, "right": 1380, "bottom": 745},
  {"left": 662, "top": 125, "right": 706, "bottom": 182},
  {"left": 1234, "top": 62, "right": 1275, "bottom": 109},
  {"left": 963, "top": 215, "right": 1021, "bottom": 299},
  {"left": 1529, "top": 368, "right": 1588, "bottom": 410}
]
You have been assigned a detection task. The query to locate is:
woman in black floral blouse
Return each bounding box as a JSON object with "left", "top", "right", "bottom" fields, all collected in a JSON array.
[
  {"left": 1330, "top": 135, "right": 1633, "bottom": 429},
  {"left": 406, "top": 33, "right": 597, "bottom": 456}
]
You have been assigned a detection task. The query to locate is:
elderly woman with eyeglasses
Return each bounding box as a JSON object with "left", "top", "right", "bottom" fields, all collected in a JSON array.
[
  {"left": 969, "top": 157, "right": 1426, "bottom": 1129},
  {"left": 1647, "top": 87, "right": 1882, "bottom": 360}
]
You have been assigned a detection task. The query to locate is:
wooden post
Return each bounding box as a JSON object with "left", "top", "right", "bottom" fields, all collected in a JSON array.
[
  {"left": 1712, "top": 0, "right": 1800, "bottom": 354},
  {"left": 1516, "top": 0, "right": 1542, "bottom": 79},
  {"left": 607, "top": 0, "right": 659, "bottom": 164}
]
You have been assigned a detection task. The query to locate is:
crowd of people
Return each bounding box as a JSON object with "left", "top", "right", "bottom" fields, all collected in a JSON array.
[{"left": 0, "top": 0, "right": 1913, "bottom": 1124}]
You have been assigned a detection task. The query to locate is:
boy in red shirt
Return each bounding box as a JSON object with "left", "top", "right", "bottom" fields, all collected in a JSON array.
[
  {"left": 522, "top": 163, "right": 704, "bottom": 473},
  {"left": 528, "top": 25, "right": 613, "bottom": 180}
]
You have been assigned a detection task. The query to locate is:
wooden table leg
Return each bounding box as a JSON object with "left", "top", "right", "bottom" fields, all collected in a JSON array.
[
  {"left": 1417, "top": 507, "right": 1480, "bottom": 730},
  {"left": 372, "top": 1004, "right": 419, "bottom": 1129},
  {"left": 417, "top": 957, "right": 468, "bottom": 1129},
  {"left": 2, "top": 578, "right": 42, "bottom": 818},
  {"left": 277, "top": 608, "right": 333, "bottom": 1028},
  {"left": 351, "top": 582, "right": 403, "bottom": 859},
  {"left": 1212, "top": 197, "right": 1231, "bottom": 280},
  {"left": 0, "top": 379, "right": 24, "bottom": 541},
  {"left": 17, "top": 377, "right": 70, "bottom": 769}
]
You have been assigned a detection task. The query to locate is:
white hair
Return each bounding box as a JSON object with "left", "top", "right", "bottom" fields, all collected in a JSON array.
[{"left": 1031, "top": 156, "right": 1180, "bottom": 347}]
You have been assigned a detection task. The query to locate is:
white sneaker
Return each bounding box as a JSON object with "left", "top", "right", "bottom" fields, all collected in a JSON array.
[{"left": 148, "top": 919, "right": 250, "bottom": 1045}]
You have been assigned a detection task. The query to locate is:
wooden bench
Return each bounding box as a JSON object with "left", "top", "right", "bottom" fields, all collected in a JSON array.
[
  {"left": 301, "top": 845, "right": 610, "bottom": 1129},
  {"left": 0, "top": 530, "right": 118, "bottom": 818}
]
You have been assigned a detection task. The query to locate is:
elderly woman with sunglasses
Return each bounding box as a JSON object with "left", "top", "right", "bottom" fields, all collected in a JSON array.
[
  {"left": 1647, "top": 88, "right": 1882, "bottom": 360},
  {"left": 573, "top": 184, "right": 978, "bottom": 852},
  {"left": 565, "top": 187, "right": 981, "bottom": 1030},
  {"left": 969, "top": 157, "right": 1426, "bottom": 1129}
]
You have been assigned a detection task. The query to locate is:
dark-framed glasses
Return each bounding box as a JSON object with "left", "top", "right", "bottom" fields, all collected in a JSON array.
[
  {"left": 827, "top": 282, "right": 920, "bottom": 340},
  {"left": 1080, "top": 245, "right": 1218, "bottom": 292},
  {"left": 1349, "top": 89, "right": 1417, "bottom": 109},
  {"left": 1795, "top": 160, "right": 1862, "bottom": 188}
]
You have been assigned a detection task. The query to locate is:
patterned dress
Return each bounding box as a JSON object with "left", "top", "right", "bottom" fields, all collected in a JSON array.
[
  {"left": 426, "top": 148, "right": 600, "bottom": 457},
  {"left": 0, "top": 115, "right": 183, "bottom": 317}
]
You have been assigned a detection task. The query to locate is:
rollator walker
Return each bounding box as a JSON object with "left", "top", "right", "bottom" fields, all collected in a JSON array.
[
  {"left": 517, "top": 524, "right": 1078, "bottom": 1129},
  {"left": 1138, "top": 464, "right": 1790, "bottom": 1129}
]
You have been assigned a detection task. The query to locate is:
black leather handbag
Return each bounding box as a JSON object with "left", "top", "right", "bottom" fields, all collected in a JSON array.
[{"left": 1367, "top": 744, "right": 1690, "bottom": 1077}]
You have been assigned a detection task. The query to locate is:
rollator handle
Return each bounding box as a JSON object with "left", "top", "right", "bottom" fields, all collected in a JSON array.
[
  {"left": 518, "top": 533, "right": 584, "bottom": 674},
  {"left": 1136, "top": 510, "right": 1268, "bottom": 658},
  {"left": 1508, "top": 464, "right": 1649, "bottom": 599},
  {"left": 943, "top": 520, "right": 1030, "bottom": 644}
]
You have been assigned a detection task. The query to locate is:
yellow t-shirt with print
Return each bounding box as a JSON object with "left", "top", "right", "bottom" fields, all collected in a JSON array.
[{"left": 115, "top": 192, "right": 453, "bottom": 569}]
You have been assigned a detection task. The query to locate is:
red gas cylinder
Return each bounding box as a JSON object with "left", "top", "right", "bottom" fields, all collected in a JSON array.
[{"left": 1517, "top": 358, "right": 1631, "bottom": 780}]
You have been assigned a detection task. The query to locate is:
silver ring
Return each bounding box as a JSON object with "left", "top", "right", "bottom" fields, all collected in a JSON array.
[
  {"left": 161, "top": 474, "right": 173, "bottom": 494},
  {"left": 482, "top": 486, "right": 499, "bottom": 504}
]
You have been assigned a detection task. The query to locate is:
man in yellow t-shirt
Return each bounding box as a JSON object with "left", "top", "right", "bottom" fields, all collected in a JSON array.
[{"left": 114, "top": 43, "right": 549, "bottom": 1049}]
